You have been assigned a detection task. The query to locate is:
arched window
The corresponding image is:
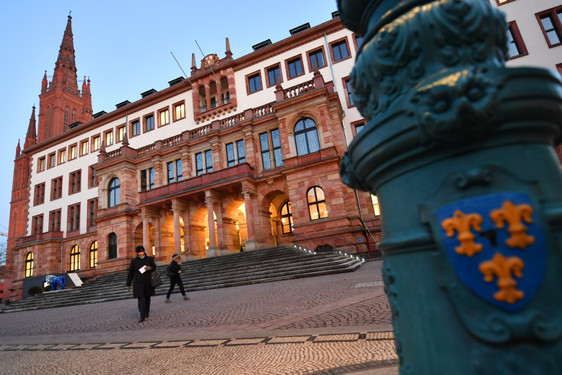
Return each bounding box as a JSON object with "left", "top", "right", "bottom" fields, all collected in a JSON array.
[
  {"left": 108, "top": 178, "right": 120, "bottom": 207},
  {"left": 25, "top": 252, "right": 34, "bottom": 278},
  {"left": 307, "top": 186, "right": 328, "bottom": 220},
  {"left": 294, "top": 118, "right": 320, "bottom": 156},
  {"left": 64, "top": 106, "right": 70, "bottom": 128},
  {"left": 70, "top": 245, "right": 80, "bottom": 271},
  {"left": 281, "top": 201, "right": 293, "bottom": 234},
  {"left": 199, "top": 86, "right": 207, "bottom": 112},
  {"left": 89, "top": 240, "right": 98, "bottom": 268},
  {"left": 108, "top": 233, "right": 117, "bottom": 259},
  {"left": 209, "top": 81, "right": 218, "bottom": 108},
  {"left": 72, "top": 109, "right": 77, "bottom": 123},
  {"left": 221, "top": 77, "right": 230, "bottom": 105}
]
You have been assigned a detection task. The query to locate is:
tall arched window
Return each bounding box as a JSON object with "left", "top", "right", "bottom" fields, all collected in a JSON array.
[
  {"left": 221, "top": 77, "right": 230, "bottom": 105},
  {"left": 64, "top": 106, "right": 70, "bottom": 128},
  {"left": 209, "top": 81, "right": 218, "bottom": 108},
  {"left": 295, "top": 118, "right": 320, "bottom": 156},
  {"left": 108, "top": 178, "right": 120, "bottom": 207},
  {"left": 70, "top": 245, "right": 80, "bottom": 271},
  {"left": 72, "top": 109, "right": 77, "bottom": 123},
  {"left": 89, "top": 241, "right": 98, "bottom": 268},
  {"left": 25, "top": 252, "right": 34, "bottom": 278},
  {"left": 307, "top": 186, "right": 328, "bottom": 221},
  {"left": 281, "top": 201, "right": 293, "bottom": 234},
  {"left": 199, "top": 86, "right": 207, "bottom": 112},
  {"left": 108, "top": 233, "right": 117, "bottom": 259}
]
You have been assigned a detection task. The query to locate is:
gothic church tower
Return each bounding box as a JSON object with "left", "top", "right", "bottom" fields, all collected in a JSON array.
[{"left": 37, "top": 15, "right": 92, "bottom": 142}]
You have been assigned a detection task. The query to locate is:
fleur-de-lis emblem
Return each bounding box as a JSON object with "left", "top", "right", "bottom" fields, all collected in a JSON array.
[
  {"left": 479, "top": 253, "right": 524, "bottom": 304},
  {"left": 441, "top": 210, "right": 483, "bottom": 256},
  {"left": 490, "top": 201, "right": 535, "bottom": 249}
]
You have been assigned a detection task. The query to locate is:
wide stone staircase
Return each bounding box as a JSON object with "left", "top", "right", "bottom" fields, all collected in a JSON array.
[{"left": 1, "top": 246, "right": 365, "bottom": 313}]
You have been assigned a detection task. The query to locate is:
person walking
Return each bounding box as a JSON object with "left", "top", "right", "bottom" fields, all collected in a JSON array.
[
  {"left": 166, "top": 253, "right": 188, "bottom": 302},
  {"left": 126, "top": 245, "right": 157, "bottom": 322}
]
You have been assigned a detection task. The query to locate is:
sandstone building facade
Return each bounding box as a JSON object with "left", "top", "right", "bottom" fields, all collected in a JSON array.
[{"left": 5, "top": 14, "right": 380, "bottom": 302}]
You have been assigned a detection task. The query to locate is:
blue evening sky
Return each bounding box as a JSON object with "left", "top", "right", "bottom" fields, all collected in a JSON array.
[{"left": 0, "top": 1, "right": 339, "bottom": 248}]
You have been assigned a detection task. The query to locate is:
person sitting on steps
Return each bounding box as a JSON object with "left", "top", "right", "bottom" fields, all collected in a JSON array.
[{"left": 166, "top": 253, "right": 188, "bottom": 302}]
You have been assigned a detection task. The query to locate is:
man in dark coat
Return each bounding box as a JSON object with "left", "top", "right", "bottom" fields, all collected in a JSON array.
[
  {"left": 166, "top": 253, "right": 188, "bottom": 302},
  {"left": 126, "top": 246, "right": 157, "bottom": 322}
]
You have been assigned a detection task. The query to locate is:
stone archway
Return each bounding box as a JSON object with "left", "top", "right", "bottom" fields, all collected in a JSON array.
[
  {"left": 262, "top": 190, "right": 292, "bottom": 248},
  {"left": 224, "top": 199, "right": 247, "bottom": 253}
]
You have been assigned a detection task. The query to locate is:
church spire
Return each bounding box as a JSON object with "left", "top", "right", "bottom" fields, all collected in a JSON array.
[
  {"left": 51, "top": 15, "right": 78, "bottom": 92},
  {"left": 24, "top": 106, "right": 37, "bottom": 149},
  {"left": 37, "top": 15, "right": 92, "bottom": 142}
]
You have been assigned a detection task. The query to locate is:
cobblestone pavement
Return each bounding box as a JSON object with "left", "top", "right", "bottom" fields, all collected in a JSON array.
[{"left": 0, "top": 260, "right": 399, "bottom": 375}]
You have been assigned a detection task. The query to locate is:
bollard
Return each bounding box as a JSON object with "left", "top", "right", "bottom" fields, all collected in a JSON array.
[{"left": 338, "top": 0, "right": 562, "bottom": 373}]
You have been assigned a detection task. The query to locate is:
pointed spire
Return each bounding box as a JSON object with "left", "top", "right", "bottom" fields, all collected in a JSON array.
[
  {"left": 15, "top": 139, "right": 21, "bottom": 158},
  {"left": 225, "top": 37, "right": 232, "bottom": 58},
  {"left": 41, "top": 70, "right": 48, "bottom": 93},
  {"left": 52, "top": 15, "right": 78, "bottom": 91},
  {"left": 191, "top": 53, "right": 197, "bottom": 74},
  {"left": 24, "top": 106, "right": 37, "bottom": 149}
]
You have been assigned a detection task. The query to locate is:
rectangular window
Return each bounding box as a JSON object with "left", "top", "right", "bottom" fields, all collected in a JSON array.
[
  {"left": 538, "top": 7, "right": 562, "bottom": 47},
  {"left": 38, "top": 157, "right": 46, "bottom": 172},
  {"left": 266, "top": 65, "right": 282, "bottom": 87},
  {"left": 68, "top": 203, "right": 80, "bottom": 232},
  {"left": 344, "top": 77, "right": 355, "bottom": 107},
  {"left": 237, "top": 140, "right": 246, "bottom": 164},
  {"left": 195, "top": 151, "right": 212, "bottom": 175},
  {"left": 80, "top": 140, "right": 89, "bottom": 156},
  {"left": 287, "top": 56, "right": 304, "bottom": 79},
  {"left": 167, "top": 162, "right": 175, "bottom": 183},
  {"left": 58, "top": 149, "right": 66, "bottom": 165},
  {"left": 87, "top": 198, "right": 98, "bottom": 228},
  {"left": 247, "top": 72, "right": 262, "bottom": 94},
  {"left": 260, "top": 132, "right": 272, "bottom": 170},
  {"left": 353, "top": 121, "right": 366, "bottom": 137},
  {"left": 271, "top": 129, "right": 283, "bottom": 167},
  {"left": 69, "top": 170, "right": 81, "bottom": 195},
  {"left": 308, "top": 48, "right": 326, "bottom": 71},
  {"left": 507, "top": 21, "right": 528, "bottom": 59},
  {"left": 145, "top": 114, "right": 155, "bottom": 132},
  {"left": 176, "top": 159, "right": 183, "bottom": 182},
  {"left": 195, "top": 153, "right": 204, "bottom": 176},
  {"left": 226, "top": 140, "right": 246, "bottom": 167},
  {"left": 159, "top": 108, "right": 170, "bottom": 126},
  {"left": 88, "top": 166, "right": 96, "bottom": 188},
  {"left": 117, "top": 126, "right": 126, "bottom": 142},
  {"left": 371, "top": 195, "right": 381, "bottom": 216},
  {"left": 131, "top": 120, "right": 140, "bottom": 136},
  {"left": 205, "top": 150, "right": 213, "bottom": 173},
  {"left": 32, "top": 214, "right": 43, "bottom": 235},
  {"left": 140, "top": 168, "right": 155, "bottom": 191},
  {"left": 104, "top": 130, "right": 113, "bottom": 146},
  {"left": 92, "top": 135, "right": 101, "bottom": 151},
  {"left": 49, "top": 209, "right": 61, "bottom": 232},
  {"left": 69, "top": 144, "right": 77, "bottom": 160},
  {"left": 48, "top": 153, "right": 56, "bottom": 168},
  {"left": 331, "top": 39, "right": 350, "bottom": 62},
  {"left": 51, "top": 176, "right": 63, "bottom": 200},
  {"left": 34, "top": 183, "right": 45, "bottom": 206},
  {"left": 174, "top": 102, "right": 186, "bottom": 121}
]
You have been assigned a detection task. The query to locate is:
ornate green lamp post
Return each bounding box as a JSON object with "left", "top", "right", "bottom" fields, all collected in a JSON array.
[{"left": 338, "top": 0, "right": 562, "bottom": 373}]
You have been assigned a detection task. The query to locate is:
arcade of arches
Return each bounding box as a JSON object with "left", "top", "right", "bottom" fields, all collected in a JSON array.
[{"left": 134, "top": 187, "right": 292, "bottom": 263}]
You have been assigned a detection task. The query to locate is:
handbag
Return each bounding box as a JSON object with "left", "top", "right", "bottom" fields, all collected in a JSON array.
[{"left": 150, "top": 273, "right": 163, "bottom": 288}]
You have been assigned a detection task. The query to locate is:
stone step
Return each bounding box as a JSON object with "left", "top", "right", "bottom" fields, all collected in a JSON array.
[{"left": 1, "top": 246, "right": 364, "bottom": 313}]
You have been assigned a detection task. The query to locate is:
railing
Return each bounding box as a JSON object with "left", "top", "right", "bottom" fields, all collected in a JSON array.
[{"left": 284, "top": 80, "right": 316, "bottom": 99}]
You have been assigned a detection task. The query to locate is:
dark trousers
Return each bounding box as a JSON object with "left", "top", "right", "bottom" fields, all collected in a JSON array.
[
  {"left": 166, "top": 275, "right": 186, "bottom": 298},
  {"left": 137, "top": 296, "right": 151, "bottom": 318}
]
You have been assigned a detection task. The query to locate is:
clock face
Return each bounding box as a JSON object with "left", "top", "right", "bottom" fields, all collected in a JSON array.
[{"left": 204, "top": 54, "right": 218, "bottom": 67}]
